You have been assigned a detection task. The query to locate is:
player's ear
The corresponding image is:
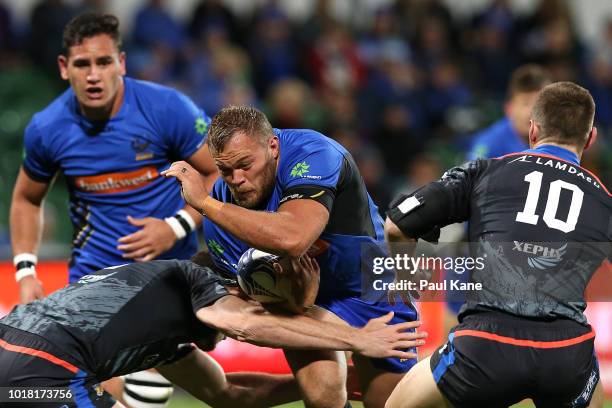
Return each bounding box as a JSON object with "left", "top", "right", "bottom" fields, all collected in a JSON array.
[
  {"left": 268, "top": 136, "right": 280, "bottom": 160},
  {"left": 58, "top": 54, "right": 69, "bottom": 80},
  {"left": 584, "top": 127, "right": 597, "bottom": 151},
  {"left": 118, "top": 51, "right": 127, "bottom": 76},
  {"left": 528, "top": 120, "right": 538, "bottom": 146}
]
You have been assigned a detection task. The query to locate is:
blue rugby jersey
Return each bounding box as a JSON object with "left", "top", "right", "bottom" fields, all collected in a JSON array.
[
  {"left": 467, "top": 117, "right": 528, "bottom": 160},
  {"left": 22, "top": 77, "right": 211, "bottom": 280},
  {"left": 203, "top": 128, "right": 394, "bottom": 302}
]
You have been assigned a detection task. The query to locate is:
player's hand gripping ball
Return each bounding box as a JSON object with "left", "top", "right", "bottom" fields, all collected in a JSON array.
[{"left": 237, "top": 248, "right": 293, "bottom": 304}]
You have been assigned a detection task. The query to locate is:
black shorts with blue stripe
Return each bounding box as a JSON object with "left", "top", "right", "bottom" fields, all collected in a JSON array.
[{"left": 430, "top": 311, "right": 599, "bottom": 408}]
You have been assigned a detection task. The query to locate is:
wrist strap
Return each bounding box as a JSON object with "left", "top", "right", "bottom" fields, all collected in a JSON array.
[
  {"left": 165, "top": 216, "right": 187, "bottom": 239},
  {"left": 165, "top": 210, "right": 196, "bottom": 240},
  {"left": 175, "top": 210, "right": 196, "bottom": 233},
  {"left": 14, "top": 253, "right": 38, "bottom": 282},
  {"left": 15, "top": 268, "right": 36, "bottom": 282}
]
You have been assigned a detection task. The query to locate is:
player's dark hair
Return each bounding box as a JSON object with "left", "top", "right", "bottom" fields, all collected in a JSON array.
[
  {"left": 191, "top": 250, "right": 215, "bottom": 268},
  {"left": 531, "top": 81, "right": 595, "bottom": 144},
  {"left": 507, "top": 64, "right": 551, "bottom": 99},
  {"left": 62, "top": 12, "right": 121, "bottom": 56},
  {"left": 207, "top": 106, "right": 275, "bottom": 156}
]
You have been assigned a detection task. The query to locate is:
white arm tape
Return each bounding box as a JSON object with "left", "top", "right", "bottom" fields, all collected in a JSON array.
[
  {"left": 13, "top": 253, "right": 38, "bottom": 266},
  {"left": 15, "top": 267, "right": 37, "bottom": 282},
  {"left": 14, "top": 253, "right": 38, "bottom": 282},
  {"left": 176, "top": 209, "right": 196, "bottom": 231},
  {"left": 165, "top": 216, "right": 187, "bottom": 240}
]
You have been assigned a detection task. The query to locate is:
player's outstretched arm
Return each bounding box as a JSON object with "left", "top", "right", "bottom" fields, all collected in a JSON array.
[
  {"left": 10, "top": 167, "right": 51, "bottom": 303},
  {"left": 197, "top": 296, "right": 426, "bottom": 359},
  {"left": 158, "top": 349, "right": 299, "bottom": 408}
]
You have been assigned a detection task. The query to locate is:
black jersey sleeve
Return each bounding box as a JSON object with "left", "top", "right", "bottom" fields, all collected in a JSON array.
[
  {"left": 279, "top": 185, "right": 335, "bottom": 212},
  {"left": 387, "top": 160, "right": 483, "bottom": 238},
  {"left": 179, "top": 261, "right": 230, "bottom": 312}
]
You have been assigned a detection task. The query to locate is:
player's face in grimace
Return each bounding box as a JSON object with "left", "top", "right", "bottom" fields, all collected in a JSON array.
[
  {"left": 214, "top": 132, "right": 278, "bottom": 209},
  {"left": 58, "top": 34, "right": 126, "bottom": 118}
]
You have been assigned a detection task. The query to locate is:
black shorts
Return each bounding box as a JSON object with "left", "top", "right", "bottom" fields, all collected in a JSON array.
[
  {"left": 430, "top": 311, "right": 599, "bottom": 408},
  {"left": 0, "top": 324, "right": 115, "bottom": 408}
]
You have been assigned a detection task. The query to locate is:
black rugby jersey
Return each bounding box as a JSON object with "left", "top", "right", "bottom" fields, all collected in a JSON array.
[
  {"left": 0, "top": 260, "right": 228, "bottom": 379},
  {"left": 388, "top": 145, "right": 611, "bottom": 324}
]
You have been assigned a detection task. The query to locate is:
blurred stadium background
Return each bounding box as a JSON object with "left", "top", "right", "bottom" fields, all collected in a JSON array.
[{"left": 0, "top": 0, "right": 611, "bottom": 406}]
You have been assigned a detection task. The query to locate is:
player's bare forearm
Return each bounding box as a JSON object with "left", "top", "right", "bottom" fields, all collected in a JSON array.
[
  {"left": 10, "top": 197, "right": 44, "bottom": 254},
  {"left": 198, "top": 296, "right": 425, "bottom": 358},
  {"left": 182, "top": 204, "right": 203, "bottom": 227},
  {"left": 10, "top": 168, "right": 51, "bottom": 255},
  {"left": 199, "top": 297, "right": 356, "bottom": 350}
]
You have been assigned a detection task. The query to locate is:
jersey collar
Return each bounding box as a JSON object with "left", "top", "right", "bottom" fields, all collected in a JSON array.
[{"left": 523, "top": 144, "right": 580, "bottom": 166}]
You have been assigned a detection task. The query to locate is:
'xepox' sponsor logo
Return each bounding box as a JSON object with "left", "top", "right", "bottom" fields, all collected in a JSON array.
[{"left": 512, "top": 241, "right": 567, "bottom": 270}]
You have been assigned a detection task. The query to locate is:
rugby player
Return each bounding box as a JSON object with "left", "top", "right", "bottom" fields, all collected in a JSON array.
[
  {"left": 467, "top": 64, "right": 551, "bottom": 160},
  {"left": 0, "top": 256, "right": 425, "bottom": 408},
  {"left": 162, "top": 106, "right": 419, "bottom": 408},
  {"left": 10, "top": 12, "right": 218, "bottom": 302},
  {"left": 384, "top": 82, "right": 610, "bottom": 408},
  {"left": 9, "top": 14, "right": 218, "bottom": 404}
]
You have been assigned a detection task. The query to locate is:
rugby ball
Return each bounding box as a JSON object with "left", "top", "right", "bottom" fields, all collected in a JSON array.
[{"left": 237, "top": 248, "right": 292, "bottom": 304}]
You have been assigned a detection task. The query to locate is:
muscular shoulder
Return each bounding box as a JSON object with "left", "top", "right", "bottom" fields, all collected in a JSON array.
[{"left": 277, "top": 129, "right": 346, "bottom": 184}]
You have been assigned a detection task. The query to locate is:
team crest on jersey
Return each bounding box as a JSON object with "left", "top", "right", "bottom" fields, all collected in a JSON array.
[{"left": 132, "top": 137, "right": 154, "bottom": 161}]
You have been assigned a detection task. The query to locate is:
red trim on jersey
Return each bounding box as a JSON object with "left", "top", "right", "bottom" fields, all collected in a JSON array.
[
  {"left": 0, "top": 338, "right": 79, "bottom": 373},
  {"left": 454, "top": 328, "right": 595, "bottom": 349},
  {"left": 494, "top": 152, "right": 611, "bottom": 196}
]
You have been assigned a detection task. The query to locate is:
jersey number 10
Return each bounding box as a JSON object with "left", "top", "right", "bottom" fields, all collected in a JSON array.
[{"left": 515, "top": 170, "right": 584, "bottom": 233}]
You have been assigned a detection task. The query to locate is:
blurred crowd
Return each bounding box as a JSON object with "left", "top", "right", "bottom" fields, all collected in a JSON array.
[{"left": 0, "top": 0, "right": 611, "bottom": 252}]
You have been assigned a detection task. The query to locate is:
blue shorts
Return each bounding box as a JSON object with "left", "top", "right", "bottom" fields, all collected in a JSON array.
[{"left": 317, "top": 296, "right": 419, "bottom": 373}]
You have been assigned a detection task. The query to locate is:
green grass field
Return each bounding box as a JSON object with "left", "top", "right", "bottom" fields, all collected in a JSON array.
[{"left": 168, "top": 394, "right": 612, "bottom": 407}]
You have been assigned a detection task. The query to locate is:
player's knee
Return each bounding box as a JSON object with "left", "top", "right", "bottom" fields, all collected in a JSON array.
[
  {"left": 301, "top": 376, "right": 347, "bottom": 408},
  {"left": 122, "top": 370, "right": 174, "bottom": 408}
]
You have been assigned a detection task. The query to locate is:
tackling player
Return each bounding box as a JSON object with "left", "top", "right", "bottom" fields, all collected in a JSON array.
[
  {"left": 163, "top": 106, "right": 420, "bottom": 408},
  {"left": 0, "top": 256, "right": 425, "bottom": 408},
  {"left": 384, "top": 82, "right": 610, "bottom": 408}
]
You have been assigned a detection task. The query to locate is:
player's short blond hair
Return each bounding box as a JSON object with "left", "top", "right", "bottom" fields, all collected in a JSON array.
[{"left": 207, "top": 106, "right": 274, "bottom": 156}]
